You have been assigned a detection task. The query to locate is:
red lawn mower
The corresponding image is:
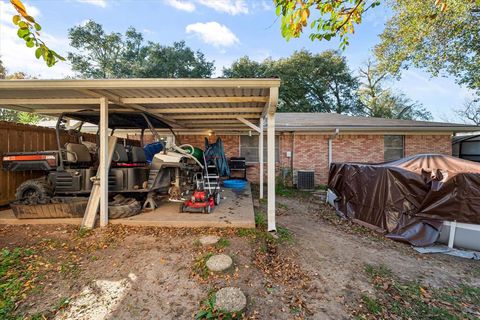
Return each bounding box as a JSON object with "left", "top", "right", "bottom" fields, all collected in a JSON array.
[
  {"left": 181, "top": 190, "right": 216, "bottom": 214},
  {"left": 181, "top": 153, "right": 222, "bottom": 214}
]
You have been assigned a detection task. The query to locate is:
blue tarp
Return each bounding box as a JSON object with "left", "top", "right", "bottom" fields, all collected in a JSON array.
[
  {"left": 144, "top": 142, "right": 164, "bottom": 164},
  {"left": 204, "top": 138, "right": 230, "bottom": 177}
]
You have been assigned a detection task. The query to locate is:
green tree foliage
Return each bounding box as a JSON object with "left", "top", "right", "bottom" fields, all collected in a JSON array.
[
  {"left": 274, "top": 0, "right": 381, "bottom": 48},
  {"left": 68, "top": 20, "right": 214, "bottom": 79},
  {"left": 223, "top": 50, "right": 360, "bottom": 113},
  {"left": 358, "top": 61, "right": 432, "bottom": 120},
  {"left": 375, "top": 0, "right": 480, "bottom": 93},
  {"left": 222, "top": 56, "right": 268, "bottom": 78},
  {"left": 10, "top": 0, "right": 64, "bottom": 67},
  {"left": 0, "top": 59, "right": 43, "bottom": 124}
]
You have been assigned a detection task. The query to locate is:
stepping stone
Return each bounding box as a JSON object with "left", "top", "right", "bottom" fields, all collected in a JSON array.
[
  {"left": 215, "top": 287, "right": 246, "bottom": 313},
  {"left": 198, "top": 235, "right": 220, "bottom": 246},
  {"left": 206, "top": 254, "right": 233, "bottom": 272}
]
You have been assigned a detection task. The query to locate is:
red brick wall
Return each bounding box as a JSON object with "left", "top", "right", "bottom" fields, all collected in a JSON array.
[
  {"left": 332, "top": 135, "right": 384, "bottom": 163},
  {"left": 293, "top": 134, "right": 329, "bottom": 185},
  {"left": 404, "top": 135, "right": 452, "bottom": 157},
  {"left": 129, "top": 132, "right": 453, "bottom": 186}
]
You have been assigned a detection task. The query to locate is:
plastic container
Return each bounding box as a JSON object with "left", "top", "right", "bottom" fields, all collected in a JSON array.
[{"left": 223, "top": 179, "right": 247, "bottom": 189}]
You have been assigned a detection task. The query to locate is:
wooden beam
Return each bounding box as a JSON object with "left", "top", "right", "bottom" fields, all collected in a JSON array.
[
  {"left": 0, "top": 104, "right": 35, "bottom": 112},
  {"left": 171, "top": 114, "right": 260, "bottom": 120},
  {"left": 237, "top": 117, "right": 261, "bottom": 133},
  {"left": 0, "top": 98, "right": 101, "bottom": 105},
  {"left": 262, "top": 87, "right": 279, "bottom": 118},
  {"left": 36, "top": 108, "right": 135, "bottom": 114},
  {"left": 149, "top": 107, "right": 264, "bottom": 113},
  {"left": 181, "top": 119, "right": 256, "bottom": 124},
  {"left": 121, "top": 96, "right": 268, "bottom": 104},
  {"left": 182, "top": 125, "right": 256, "bottom": 129},
  {"left": 79, "top": 89, "right": 184, "bottom": 128}
]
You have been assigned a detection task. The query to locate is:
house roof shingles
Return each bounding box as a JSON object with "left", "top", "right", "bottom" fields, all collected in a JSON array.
[{"left": 275, "top": 113, "right": 480, "bottom": 133}]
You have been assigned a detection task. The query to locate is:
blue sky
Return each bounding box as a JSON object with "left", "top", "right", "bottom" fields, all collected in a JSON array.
[{"left": 0, "top": 0, "right": 474, "bottom": 122}]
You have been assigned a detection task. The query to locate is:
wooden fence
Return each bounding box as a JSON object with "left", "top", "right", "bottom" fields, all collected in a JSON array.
[{"left": 0, "top": 121, "right": 138, "bottom": 206}]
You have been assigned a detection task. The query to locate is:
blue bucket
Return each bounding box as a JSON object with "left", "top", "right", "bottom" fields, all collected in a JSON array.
[{"left": 223, "top": 179, "right": 247, "bottom": 189}]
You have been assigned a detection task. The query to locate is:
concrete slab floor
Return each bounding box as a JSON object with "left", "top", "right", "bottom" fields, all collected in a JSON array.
[{"left": 0, "top": 184, "right": 255, "bottom": 228}]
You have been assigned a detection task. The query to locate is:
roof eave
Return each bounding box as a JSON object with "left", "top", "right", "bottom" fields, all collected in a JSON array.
[
  {"left": 275, "top": 126, "right": 480, "bottom": 133},
  {"left": 0, "top": 78, "right": 281, "bottom": 89}
]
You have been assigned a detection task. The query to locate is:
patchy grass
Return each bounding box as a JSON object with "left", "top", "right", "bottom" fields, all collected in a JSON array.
[
  {"left": 195, "top": 292, "right": 243, "bottom": 320},
  {"left": 361, "top": 295, "right": 381, "bottom": 315},
  {"left": 364, "top": 263, "right": 393, "bottom": 279},
  {"left": 0, "top": 247, "right": 37, "bottom": 320},
  {"left": 30, "top": 296, "right": 70, "bottom": 320},
  {"left": 352, "top": 263, "right": 480, "bottom": 319},
  {"left": 275, "top": 183, "right": 296, "bottom": 197},
  {"left": 59, "top": 261, "right": 79, "bottom": 279},
  {"left": 237, "top": 225, "right": 293, "bottom": 245},
  {"left": 215, "top": 238, "right": 230, "bottom": 249},
  {"left": 254, "top": 211, "right": 267, "bottom": 229},
  {"left": 276, "top": 226, "right": 294, "bottom": 244},
  {"left": 192, "top": 252, "right": 214, "bottom": 280},
  {"left": 76, "top": 227, "right": 92, "bottom": 238},
  {"left": 316, "top": 184, "right": 328, "bottom": 191}
]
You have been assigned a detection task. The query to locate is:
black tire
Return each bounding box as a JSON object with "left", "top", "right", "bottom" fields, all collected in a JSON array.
[
  {"left": 204, "top": 205, "right": 211, "bottom": 214},
  {"left": 108, "top": 197, "right": 141, "bottom": 219},
  {"left": 179, "top": 204, "right": 185, "bottom": 213},
  {"left": 15, "top": 178, "right": 52, "bottom": 204},
  {"left": 214, "top": 192, "right": 221, "bottom": 205}
]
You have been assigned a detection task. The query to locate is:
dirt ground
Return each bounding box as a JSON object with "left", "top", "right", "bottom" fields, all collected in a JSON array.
[{"left": 0, "top": 190, "right": 478, "bottom": 320}]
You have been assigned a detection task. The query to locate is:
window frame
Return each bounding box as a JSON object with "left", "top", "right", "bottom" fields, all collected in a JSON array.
[
  {"left": 384, "top": 135, "right": 405, "bottom": 161},
  {"left": 239, "top": 135, "right": 280, "bottom": 164}
]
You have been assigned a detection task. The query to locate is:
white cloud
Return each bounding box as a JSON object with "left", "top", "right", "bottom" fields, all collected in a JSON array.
[
  {"left": 186, "top": 21, "right": 239, "bottom": 47},
  {"left": 77, "top": 0, "right": 107, "bottom": 8},
  {"left": 196, "top": 0, "right": 248, "bottom": 15},
  {"left": 0, "top": 1, "right": 72, "bottom": 79},
  {"left": 164, "top": 0, "right": 195, "bottom": 12},
  {"left": 251, "top": 0, "right": 272, "bottom": 11}
]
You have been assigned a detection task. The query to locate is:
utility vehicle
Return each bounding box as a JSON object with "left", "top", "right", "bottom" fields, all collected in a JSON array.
[{"left": 2, "top": 110, "right": 206, "bottom": 216}]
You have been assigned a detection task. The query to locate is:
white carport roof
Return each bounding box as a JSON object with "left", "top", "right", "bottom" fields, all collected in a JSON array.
[
  {"left": 0, "top": 78, "right": 279, "bottom": 232},
  {"left": 0, "top": 78, "right": 280, "bottom": 131}
]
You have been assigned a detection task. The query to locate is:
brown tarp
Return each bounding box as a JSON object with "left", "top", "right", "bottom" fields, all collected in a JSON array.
[{"left": 327, "top": 154, "right": 480, "bottom": 246}]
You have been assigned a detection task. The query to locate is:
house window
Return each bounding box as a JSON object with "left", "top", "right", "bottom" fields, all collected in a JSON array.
[
  {"left": 240, "top": 135, "right": 279, "bottom": 163},
  {"left": 384, "top": 135, "right": 404, "bottom": 161}
]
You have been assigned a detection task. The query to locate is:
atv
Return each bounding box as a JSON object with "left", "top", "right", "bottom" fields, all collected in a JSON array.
[{"left": 2, "top": 110, "right": 204, "bottom": 218}]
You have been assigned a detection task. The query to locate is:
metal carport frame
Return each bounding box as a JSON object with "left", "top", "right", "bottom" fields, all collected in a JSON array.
[{"left": 0, "top": 78, "right": 280, "bottom": 231}]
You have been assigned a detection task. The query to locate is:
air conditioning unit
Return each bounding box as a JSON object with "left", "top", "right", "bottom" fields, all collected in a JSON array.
[{"left": 297, "top": 170, "right": 315, "bottom": 190}]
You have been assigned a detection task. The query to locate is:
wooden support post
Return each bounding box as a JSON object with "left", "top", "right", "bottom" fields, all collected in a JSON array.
[
  {"left": 81, "top": 136, "right": 117, "bottom": 228},
  {"left": 82, "top": 97, "right": 117, "bottom": 229},
  {"left": 267, "top": 113, "right": 276, "bottom": 232},
  {"left": 259, "top": 117, "right": 264, "bottom": 199},
  {"left": 99, "top": 97, "right": 109, "bottom": 227}
]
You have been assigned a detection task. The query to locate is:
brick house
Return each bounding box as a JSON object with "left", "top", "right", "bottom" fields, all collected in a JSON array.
[{"left": 152, "top": 113, "right": 477, "bottom": 186}]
